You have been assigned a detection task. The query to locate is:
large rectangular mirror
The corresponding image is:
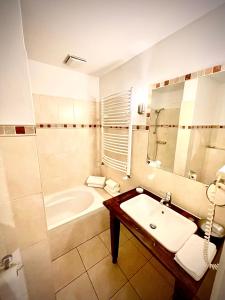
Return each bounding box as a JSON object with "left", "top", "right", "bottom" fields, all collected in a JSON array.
[{"left": 147, "top": 70, "right": 225, "bottom": 185}]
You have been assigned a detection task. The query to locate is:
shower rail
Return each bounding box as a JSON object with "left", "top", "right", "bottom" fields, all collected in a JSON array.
[{"left": 101, "top": 88, "right": 133, "bottom": 176}]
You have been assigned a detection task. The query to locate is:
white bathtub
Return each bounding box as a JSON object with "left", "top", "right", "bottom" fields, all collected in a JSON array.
[{"left": 44, "top": 185, "right": 105, "bottom": 230}]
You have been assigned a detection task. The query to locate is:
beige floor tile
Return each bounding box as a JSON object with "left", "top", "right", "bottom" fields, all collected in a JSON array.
[
  {"left": 130, "top": 237, "right": 152, "bottom": 260},
  {"left": 121, "top": 224, "right": 133, "bottom": 239},
  {"left": 118, "top": 240, "right": 147, "bottom": 279},
  {"left": 130, "top": 262, "right": 174, "bottom": 300},
  {"left": 88, "top": 256, "right": 127, "bottom": 300},
  {"left": 111, "top": 282, "right": 140, "bottom": 300},
  {"left": 77, "top": 236, "right": 109, "bottom": 269},
  {"left": 56, "top": 273, "right": 98, "bottom": 300},
  {"left": 52, "top": 248, "right": 85, "bottom": 292},
  {"left": 150, "top": 257, "right": 175, "bottom": 287},
  {"left": 99, "top": 228, "right": 129, "bottom": 252}
]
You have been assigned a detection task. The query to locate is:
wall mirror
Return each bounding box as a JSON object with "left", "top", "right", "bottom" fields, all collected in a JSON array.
[{"left": 147, "top": 69, "right": 225, "bottom": 185}]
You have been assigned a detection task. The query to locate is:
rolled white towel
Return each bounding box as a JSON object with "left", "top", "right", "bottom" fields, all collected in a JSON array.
[
  {"left": 87, "top": 176, "right": 106, "bottom": 186},
  {"left": 87, "top": 183, "right": 104, "bottom": 188},
  {"left": 104, "top": 186, "right": 120, "bottom": 197},
  {"left": 105, "top": 179, "right": 119, "bottom": 190},
  {"left": 174, "top": 234, "right": 217, "bottom": 281},
  {"left": 105, "top": 184, "right": 120, "bottom": 193}
]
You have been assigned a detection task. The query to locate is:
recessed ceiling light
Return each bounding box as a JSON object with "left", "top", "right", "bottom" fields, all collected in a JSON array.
[{"left": 64, "top": 55, "right": 87, "bottom": 67}]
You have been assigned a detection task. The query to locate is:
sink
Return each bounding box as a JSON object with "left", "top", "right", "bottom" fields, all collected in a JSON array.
[{"left": 120, "top": 194, "right": 197, "bottom": 253}]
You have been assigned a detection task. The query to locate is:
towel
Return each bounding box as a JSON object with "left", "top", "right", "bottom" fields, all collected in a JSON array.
[
  {"left": 105, "top": 179, "right": 119, "bottom": 190},
  {"left": 86, "top": 176, "right": 106, "bottom": 187},
  {"left": 174, "top": 234, "right": 217, "bottom": 281},
  {"left": 87, "top": 183, "right": 104, "bottom": 188},
  {"left": 104, "top": 186, "right": 120, "bottom": 197}
]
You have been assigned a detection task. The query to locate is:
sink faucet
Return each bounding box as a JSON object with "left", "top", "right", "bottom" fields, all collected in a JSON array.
[{"left": 160, "top": 192, "right": 172, "bottom": 206}]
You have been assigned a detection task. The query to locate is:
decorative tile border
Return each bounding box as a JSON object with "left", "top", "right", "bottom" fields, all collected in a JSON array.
[
  {"left": 0, "top": 125, "right": 36, "bottom": 136},
  {"left": 1, "top": 123, "right": 224, "bottom": 136},
  {"left": 151, "top": 64, "right": 224, "bottom": 89},
  {"left": 36, "top": 123, "right": 101, "bottom": 129}
]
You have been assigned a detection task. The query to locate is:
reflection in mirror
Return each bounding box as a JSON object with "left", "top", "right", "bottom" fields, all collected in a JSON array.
[
  {"left": 187, "top": 71, "right": 225, "bottom": 184},
  {"left": 147, "top": 82, "right": 184, "bottom": 172},
  {"left": 147, "top": 70, "right": 225, "bottom": 185}
]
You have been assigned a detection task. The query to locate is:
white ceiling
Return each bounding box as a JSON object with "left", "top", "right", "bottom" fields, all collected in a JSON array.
[{"left": 21, "top": 0, "right": 225, "bottom": 77}]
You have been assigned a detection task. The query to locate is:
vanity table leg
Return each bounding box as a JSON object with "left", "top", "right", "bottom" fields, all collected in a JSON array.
[{"left": 110, "top": 212, "right": 120, "bottom": 264}]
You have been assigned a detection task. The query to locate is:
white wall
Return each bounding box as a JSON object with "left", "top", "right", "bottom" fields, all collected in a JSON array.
[
  {"left": 0, "top": 0, "right": 34, "bottom": 125},
  {"left": 29, "top": 59, "right": 99, "bottom": 101},
  {"left": 100, "top": 4, "right": 225, "bottom": 98}
]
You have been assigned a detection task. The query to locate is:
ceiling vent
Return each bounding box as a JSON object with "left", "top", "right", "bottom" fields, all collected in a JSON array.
[{"left": 64, "top": 55, "right": 87, "bottom": 67}]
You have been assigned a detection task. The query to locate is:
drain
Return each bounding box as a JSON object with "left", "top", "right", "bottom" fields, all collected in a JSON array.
[{"left": 149, "top": 223, "right": 157, "bottom": 229}]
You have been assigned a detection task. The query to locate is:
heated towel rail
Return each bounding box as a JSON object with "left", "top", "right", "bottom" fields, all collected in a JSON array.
[{"left": 101, "top": 88, "right": 133, "bottom": 176}]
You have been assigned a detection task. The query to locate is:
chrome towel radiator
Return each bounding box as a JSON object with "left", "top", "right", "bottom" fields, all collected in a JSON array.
[{"left": 101, "top": 88, "right": 133, "bottom": 176}]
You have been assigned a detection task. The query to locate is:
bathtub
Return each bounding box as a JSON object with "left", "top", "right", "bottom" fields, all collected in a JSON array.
[{"left": 44, "top": 185, "right": 105, "bottom": 230}]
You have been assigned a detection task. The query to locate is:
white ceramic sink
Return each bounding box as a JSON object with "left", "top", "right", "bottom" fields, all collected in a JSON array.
[{"left": 120, "top": 194, "right": 197, "bottom": 253}]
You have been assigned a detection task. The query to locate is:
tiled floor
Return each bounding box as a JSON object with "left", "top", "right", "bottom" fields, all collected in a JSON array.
[{"left": 54, "top": 225, "right": 175, "bottom": 300}]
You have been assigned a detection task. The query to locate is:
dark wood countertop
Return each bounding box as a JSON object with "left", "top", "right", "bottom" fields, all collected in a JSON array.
[{"left": 103, "top": 188, "right": 222, "bottom": 299}]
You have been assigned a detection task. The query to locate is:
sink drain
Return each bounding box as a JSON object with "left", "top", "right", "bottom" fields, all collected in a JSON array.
[{"left": 149, "top": 223, "right": 157, "bottom": 229}]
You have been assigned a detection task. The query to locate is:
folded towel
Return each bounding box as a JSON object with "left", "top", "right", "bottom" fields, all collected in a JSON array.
[
  {"left": 87, "top": 183, "right": 104, "bottom": 188},
  {"left": 174, "top": 234, "right": 217, "bottom": 281},
  {"left": 105, "top": 179, "right": 119, "bottom": 190},
  {"left": 104, "top": 186, "right": 120, "bottom": 197},
  {"left": 87, "top": 176, "right": 106, "bottom": 186},
  {"left": 105, "top": 184, "right": 120, "bottom": 193}
]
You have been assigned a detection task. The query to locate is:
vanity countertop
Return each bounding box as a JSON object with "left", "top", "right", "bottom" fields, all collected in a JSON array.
[{"left": 103, "top": 188, "right": 223, "bottom": 300}]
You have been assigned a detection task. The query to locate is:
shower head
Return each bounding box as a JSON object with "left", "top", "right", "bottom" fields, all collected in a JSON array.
[{"left": 155, "top": 108, "right": 165, "bottom": 114}]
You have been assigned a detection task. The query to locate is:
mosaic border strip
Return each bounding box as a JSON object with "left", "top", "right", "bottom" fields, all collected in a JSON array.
[
  {"left": 0, "top": 125, "right": 36, "bottom": 136},
  {"left": 151, "top": 64, "right": 224, "bottom": 89},
  {"left": 36, "top": 123, "right": 101, "bottom": 129},
  {"left": 1, "top": 123, "right": 224, "bottom": 136}
]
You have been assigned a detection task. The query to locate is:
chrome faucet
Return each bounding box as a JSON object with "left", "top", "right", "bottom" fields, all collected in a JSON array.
[{"left": 160, "top": 192, "right": 172, "bottom": 206}]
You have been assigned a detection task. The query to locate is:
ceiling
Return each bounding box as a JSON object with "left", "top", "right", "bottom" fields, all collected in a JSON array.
[{"left": 21, "top": 0, "right": 225, "bottom": 77}]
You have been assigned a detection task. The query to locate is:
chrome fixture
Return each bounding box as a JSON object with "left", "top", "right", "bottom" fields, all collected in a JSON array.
[
  {"left": 160, "top": 192, "right": 172, "bottom": 206},
  {"left": 138, "top": 103, "right": 145, "bottom": 114}
]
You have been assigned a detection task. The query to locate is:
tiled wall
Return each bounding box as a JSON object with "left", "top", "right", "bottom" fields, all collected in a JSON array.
[
  {"left": 33, "top": 94, "right": 101, "bottom": 195},
  {"left": 0, "top": 136, "right": 55, "bottom": 300}
]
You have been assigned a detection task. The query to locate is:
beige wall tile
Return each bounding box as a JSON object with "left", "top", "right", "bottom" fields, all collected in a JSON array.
[
  {"left": 130, "top": 262, "right": 174, "bottom": 300},
  {"left": 0, "top": 136, "right": 41, "bottom": 199},
  {"left": 77, "top": 236, "right": 109, "bottom": 269},
  {"left": 22, "top": 239, "right": 55, "bottom": 300},
  {"left": 118, "top": 240, "right": 147, "bottom": 279},
  {"left": 11, "top": 193, "right": 47, "bottom": 249},
  {"left": 38, "top": 95, "right": 59, "bottom": 124},
  {"left": 58, "top": 98, "right": 75, "bottom": 124},
  {"left": 36, "top": 128, "right": 100, "bottom": 195},
  {"left": 52, "top": 248, "right": 85, "bottom": 292},
  {"left": 49, "top": 208, "right": 109, "bottom": 259},
  {"left": 56, "top": 272, "right": 98, "bottom": 300},
  {"left": 111, "top": 282, "right": 140, "bottom": 300},
  {"left": 88, "top": 256, "right": 127, "bottom": 300}
]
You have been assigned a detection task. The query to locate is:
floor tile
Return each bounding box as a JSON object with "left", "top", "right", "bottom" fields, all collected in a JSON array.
[
  {"left": 150, "top": 257, "right": 175, "bottom": 287},
  {"left": 56, "top": 273, "right": 98, "bottom": 300},
  {"left": 52, "top": 248, "right": 85, "bottom": 292},
  {"left": 121, "top": 224, "right": 133, "bottom": 239},
  {"left": 118, "top": 240, "right": 147, "bottom": 279},
  {"left": 99, "top": 229, "right": 129, "bottom": 251},
  {"left": 130, "top": 262, "right": 174, "bottom": 300},
  {"left": 110, "top": 282, "right": 140, "bottom": 300},
  {"left": 77, "top": 236, "right": 109, "bottom": 269},
  {"left": 88, "top": 256, "right": 127, "bottom": 300},
  {"left": 130, "top": 237, "right": 152, "bottom": 260}
]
